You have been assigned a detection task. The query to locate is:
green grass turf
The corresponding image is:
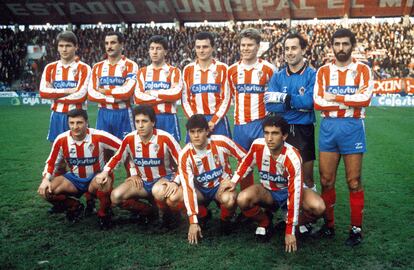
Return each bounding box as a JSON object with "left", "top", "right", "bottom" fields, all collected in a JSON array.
[{"left": 0, "top": 105, "right": 413, "bottom": 269}]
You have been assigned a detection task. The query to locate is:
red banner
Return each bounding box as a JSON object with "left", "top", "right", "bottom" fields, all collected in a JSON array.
[
  {"left": 1, "top": 0, "right": 413, "bottom": 25},
  {"left": 374, "top": 78, "right": 414, "bottom": 95}
]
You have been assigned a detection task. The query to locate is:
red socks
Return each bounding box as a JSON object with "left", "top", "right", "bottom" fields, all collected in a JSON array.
[
  {"left": 96, "top": 190, "right": 112, "bottom": 217},
  {"left": 198, "top": 205, "right": 208, "bottom": 218},
  {"left": 120, "top": 199, "right": 152, "bottom": 215},
  {"left": 220, "top": 204, "right": 232, "bottom": 221},
  {"left": 350, "top": 190, "right": 364, "bottom": 227},
  {"left": 321, "top": 188, "right": 336, "bottom": 228},
  {"left": 243, "top": 206, "right": 269, "bottom": 227}
]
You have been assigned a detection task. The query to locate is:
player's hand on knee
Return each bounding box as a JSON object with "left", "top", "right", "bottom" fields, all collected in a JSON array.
[
  {"left": 285, "top": 234, "right": 297, "bottom": 253},
  {"left": 164, "top": 182, "right": 178, "bottom": 198},
  {"left": 127, "top": 175, "right": 143, "bottom": 190},
  {"left": 95, "top": 172, "right": 109, "bottom": 186},
  {"left": 38, "top": 178, "right": 52, "bottom": 197},
  {"left": 188, "top": 224, "right": 203, "bottom": 245},
  {"left": 220, "top": 179, "right": 235, "bottom": 192}
]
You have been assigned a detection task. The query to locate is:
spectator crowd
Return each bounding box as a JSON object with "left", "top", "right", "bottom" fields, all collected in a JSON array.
[{"left": 1, "top": 20, "right": 413, "bottom": 91}]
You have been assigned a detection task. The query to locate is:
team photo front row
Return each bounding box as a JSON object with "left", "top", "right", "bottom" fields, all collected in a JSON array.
[{"left": 38, "top": 107, "right": 323, "bottom": 253}]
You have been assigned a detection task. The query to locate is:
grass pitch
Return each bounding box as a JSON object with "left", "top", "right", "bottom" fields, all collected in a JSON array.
[{"left": 0, "top": 105, "right": 413, "bottom": 270}]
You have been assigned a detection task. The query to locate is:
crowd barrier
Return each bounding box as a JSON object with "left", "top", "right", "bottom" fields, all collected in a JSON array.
[{"left": 1, "top": 88, "right": 413, "bottom": 108}]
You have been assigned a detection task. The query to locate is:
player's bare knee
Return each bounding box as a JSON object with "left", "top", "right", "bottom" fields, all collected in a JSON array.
[
  {"left": 221, "top": 192, "right": 236, "bottom": 209},
  {"left": 314, "top": 200, "right": 326, "bottom": 216},
  {"left": 347, "top": 177, "right": 362, "bottom": 192},
  {"left": 237, "top": 191, "right": 252, "bottom": 210},
  {"left": 110, "top": 189, "right": 122, "bottom": 205},
  {"left": 320, "top": 175, "right": 335, "bottom": 189},
  {"left": 151, "top": 183, "right": 165, "bottom": 201}
]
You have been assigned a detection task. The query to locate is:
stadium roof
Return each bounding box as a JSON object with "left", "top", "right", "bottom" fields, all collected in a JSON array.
[{"left": 2, "top": 0, "right": 413, "bottom": 25}]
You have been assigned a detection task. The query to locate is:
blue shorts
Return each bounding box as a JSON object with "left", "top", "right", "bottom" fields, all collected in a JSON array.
[
  {"left": 47, "top": 111, "right": 69, "bottom": 142},
  {"left": 319, "top": 118, "right": 367, "bottom": 154},
  {"left": 156, "top": 113, "right": 181, "bottom": 143},
  {"left": 234, "top": 119, "right": 264, "bottom": 150},
  {"left": 197, "top": 185, "right": 220, "bottom": 204},
  {"left": 185, "top": 115, "right": 232, "bottom": 143},
  {"left": 143, "top": 174, "right": 173, "bottom": 194},
  {"left": 64, "top": 172, "right": 95, "bottom": 194},
  {"left": 96, "top": 108, "right": 134, "bottom": 139},
  {"left": 269, "top": 188, "right": 288, "bottom": 211}
]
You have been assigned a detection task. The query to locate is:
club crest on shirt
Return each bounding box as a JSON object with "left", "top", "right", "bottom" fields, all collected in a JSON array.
[
  {"left": 282, "top": 86, "right": 288, "bottom": 93},
  {"left": 69, "top": 147, "right": 76, "bottom": 155},
  {"left": 212, "top": 70, "right": 218, "bottom": 79},
  {"left": 257, "top": 70, "right": 263, "bottom": 80},
  {"left": 153, "top": 144, "right": 159, "bottom": 154},
  {"left": 262, "top": 159, "right": 270, "bottom": 167},
  {"left": 299, "top": 87, "right": 305, "bottom": 96},
  {"left": 351, "top": 70, "right": 357, "bottom": 79},
  {"left": 164, "top": 69, "right": 170, "bottom": 78},
  {"left": 213, "top": 154, "right": 220, "bottom": 166},
  {"left": 136, "top": 145, "right": 142, "bottom": 153},
  {"left": 88, "top": 143, "right": 95, "bottom": 153}
]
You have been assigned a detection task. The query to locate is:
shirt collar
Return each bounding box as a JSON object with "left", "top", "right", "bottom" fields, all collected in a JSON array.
[
  {"left": 136, "top": 128, "right": 157, "bottom": 144},
  {"left": 263, "top": 143, "right": 287, "bottom": 163},
  {"left": 190, "top": 138, "right": 212, "bottom": 156},
  {"left": 239, "top": 58, "right": 261, "bottom": 71},
  {"left": 330, "top": 58, "right": 358, "bottom": 72},
  {"left": 286, "top": 61, "right": 307, "bottom": 76},
  {"left": 195, "top": 59, "right": 217, "bottom": 72},
  {"left": 105, "top": 55, "right": 126, "bottom": 66},
  {"left": 148, "top": 63, "right": 170, "bottom": 72},
  {"left": 69, "top": 128, "right": 91, "bottom": 145}
]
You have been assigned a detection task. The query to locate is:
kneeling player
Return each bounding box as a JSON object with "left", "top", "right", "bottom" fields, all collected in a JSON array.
[
  {"left": 95, "top": 105, "right": 182, "bottom": 227},
  {"left": 222, "top": 115, "right": 324, "bottom": 252},
  {"left": 37, "top": 109, "right": 121, "bottom": 228},
  {"left": 176, "top": 115, "right": 246, "bottom": 244}
]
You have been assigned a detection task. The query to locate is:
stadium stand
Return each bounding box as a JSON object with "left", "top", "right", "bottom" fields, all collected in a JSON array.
[{"left": 1, "top": 20, "right": 413, "bottom": 91}]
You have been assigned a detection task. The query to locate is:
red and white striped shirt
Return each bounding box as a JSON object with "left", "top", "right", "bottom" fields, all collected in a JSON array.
[
  {"left": 179, "top": 135, "right": 246, "bottom": 224},
  {"left": 134, "top": 63, "right": 182, "bottom": 114},
  {"left": 314, "top": 59, "right": 373, "bottom": 119},
  {"left": 231, "top": 139, "right": 303, "bottom": 235},
  {"left": 182, "top": 59, "right": 231, "bottom": 125},
  {"left": 104, "top": 128, "right": 181, "bottom": 183},
  {"left": 39, "top": 58, "right": 91, "bottom": 113},
  {"left": 42, "top": 128, "right": 121, "bottom": 180},
  {"left": 228, "top": 59, "right": 275, "bottom": 125},
  {"left": 88, "top": 56, "right": 138, "bottom": 110}
]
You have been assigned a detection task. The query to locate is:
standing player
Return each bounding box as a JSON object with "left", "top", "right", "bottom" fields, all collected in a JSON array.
[
  {"left": 265, "top": 33, "right": 325, "bottom": 233},
  {"left": 37, "top": 109, "right": 121, "bottom": 229},
  {"left": 39, "top": 31, "right": 93, "bottom": 214},
  {"left": 177, "top": 115, "right": 247, "bottom": 244},
  {"left": 222, "top": 115, "right": 324, "bottom": 253},
  {"left": 313, "top": 28, "right": 373, "bottom": 246},
  {"left": 228, "top": 28, "right": 275, "bottom": 189},
  {"left": 182, "top": 32, "right": 231, "bottom": 139},
  {"left": 88, "top": 31, "right": 138, "bottom": 139},
  {"left": 95, "top": 105, "right": 182, "bottom": 227},
  {"left": 40, "top": 31, "right": 91, "bottom": 142},
  {"left": 134, "top": 35, "right": 182, "bottom": 142}
]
